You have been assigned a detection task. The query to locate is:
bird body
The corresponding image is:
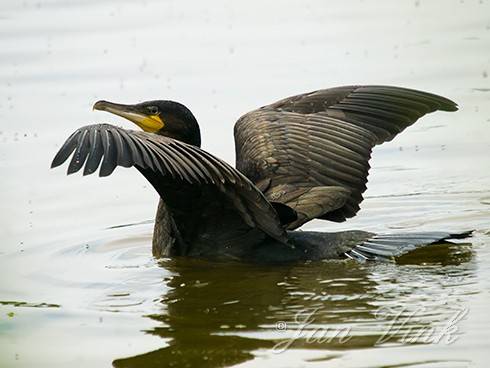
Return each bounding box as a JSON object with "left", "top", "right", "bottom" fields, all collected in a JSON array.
[{"left": 52, "top": 86, "right": 470, "bottom": 263}]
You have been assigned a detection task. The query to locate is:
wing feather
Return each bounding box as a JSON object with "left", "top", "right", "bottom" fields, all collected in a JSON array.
[
  {"left": 83, "top": 129, "right": 104, "bottom": 175},
  {"left": 111, "top": 129, "right": 133, "bottom": 168},
  {"left": 234, "top": 85, "right": 457, "bottom": 227},
  {"left": 99, "top": 128, "right": 118, "bottom": 177},
  {"left": 126, "top": 133, "right": 154, "bottom": 170},
  {"left": 52, "top": 124, "right": 288, "bottom": 251},
  {"left": 51, "top": 130, "right": 81, "bottom": 168},
  {"left": 67, "top": 129, "right": 90, "bottom": 174}
]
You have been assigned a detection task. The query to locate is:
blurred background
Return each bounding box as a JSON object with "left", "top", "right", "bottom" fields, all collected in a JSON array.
[{"left": 1, "top": 1, "right": 489, "bottom": 367}]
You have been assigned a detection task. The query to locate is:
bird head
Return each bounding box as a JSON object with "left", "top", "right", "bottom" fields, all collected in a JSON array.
[{"left": 93, "top": 99, "right": 201, "bottom": 147}]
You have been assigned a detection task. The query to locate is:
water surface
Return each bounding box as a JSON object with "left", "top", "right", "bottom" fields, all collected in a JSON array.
[{"left": 1, "top": 1, "right": 489, "bottom": 367}]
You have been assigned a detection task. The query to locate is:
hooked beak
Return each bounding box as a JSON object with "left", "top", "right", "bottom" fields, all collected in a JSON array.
[{"left": 93, "top": 100, "right": 164, "bottom": 133}]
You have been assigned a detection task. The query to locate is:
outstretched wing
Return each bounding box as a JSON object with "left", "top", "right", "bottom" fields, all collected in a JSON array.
[
  {"left": 51, "top": 124, "right": 289, "bottom": 255},
  {"left": 234, "top": 85, "right": 457, "bottom": 228}
]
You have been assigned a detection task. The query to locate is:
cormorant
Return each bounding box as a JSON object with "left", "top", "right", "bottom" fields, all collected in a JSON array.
[{"left": 51, "top": 85, "right": 471, "bottom": 263}]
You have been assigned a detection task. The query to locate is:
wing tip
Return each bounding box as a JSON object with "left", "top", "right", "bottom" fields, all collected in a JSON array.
[
  {"left": 66, "top": 167, "right": 80, "bottom": 175},
  {"left": 437, "top": 98, "right": 458, "bottom": 112},
  {"left": 442, "top": 103, "right": 458, "bottom": 112},
  {"left": 82, "top": 166, "right": 96, "bottom": 176},
  {"left": 50, "top": 156, "right": 63, "bottom": 169},
  {"left": 98, "top": 167, "right": 115, "bottom": 177}
]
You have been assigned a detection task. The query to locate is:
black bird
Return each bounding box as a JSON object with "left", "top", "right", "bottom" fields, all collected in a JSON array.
[{"left": 51, "top": 85, "right": 471, "bottom": 263}]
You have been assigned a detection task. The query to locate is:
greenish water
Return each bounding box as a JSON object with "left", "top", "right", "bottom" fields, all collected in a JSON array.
[{"left": 1, "top": 0, "right": 489, "bottom": 367}]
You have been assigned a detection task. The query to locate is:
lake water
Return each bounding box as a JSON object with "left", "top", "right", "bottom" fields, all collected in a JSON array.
[{"left": 1, "top": 0, "right": 489, "bottom": 367}]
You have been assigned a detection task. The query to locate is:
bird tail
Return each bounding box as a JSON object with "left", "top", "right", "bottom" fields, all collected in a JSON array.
[{"left": 345, "top": 230, "right": 473, "bottom": 262}]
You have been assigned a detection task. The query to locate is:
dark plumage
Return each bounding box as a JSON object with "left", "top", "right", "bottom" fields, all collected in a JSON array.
[{"left": 51, "top": 85, "right": 470, "bottom": 263}]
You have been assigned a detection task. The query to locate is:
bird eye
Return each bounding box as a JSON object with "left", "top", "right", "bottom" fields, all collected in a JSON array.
[{"left": 147, "top": 106, "right": 159, "bottom": 115}]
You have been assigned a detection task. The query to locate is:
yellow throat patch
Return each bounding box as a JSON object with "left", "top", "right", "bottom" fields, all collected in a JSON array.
[{"left": 137, "top": 115, "right": 164, "bottom": 133}]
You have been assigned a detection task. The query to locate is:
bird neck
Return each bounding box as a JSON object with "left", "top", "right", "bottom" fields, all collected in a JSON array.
[{"left": 158, "top": 124, "right": 201, "bottom": 147}]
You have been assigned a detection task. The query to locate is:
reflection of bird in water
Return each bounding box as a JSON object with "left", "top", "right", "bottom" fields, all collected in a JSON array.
[
  {"left": 51, "top": 86, "right": 471, "bottom": 262},
  {"left": 111, "top": 259, "right": 381, "bottom": 368},
  {"left": 112, "top": 244, "right": 474, "bottom": 368}
]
